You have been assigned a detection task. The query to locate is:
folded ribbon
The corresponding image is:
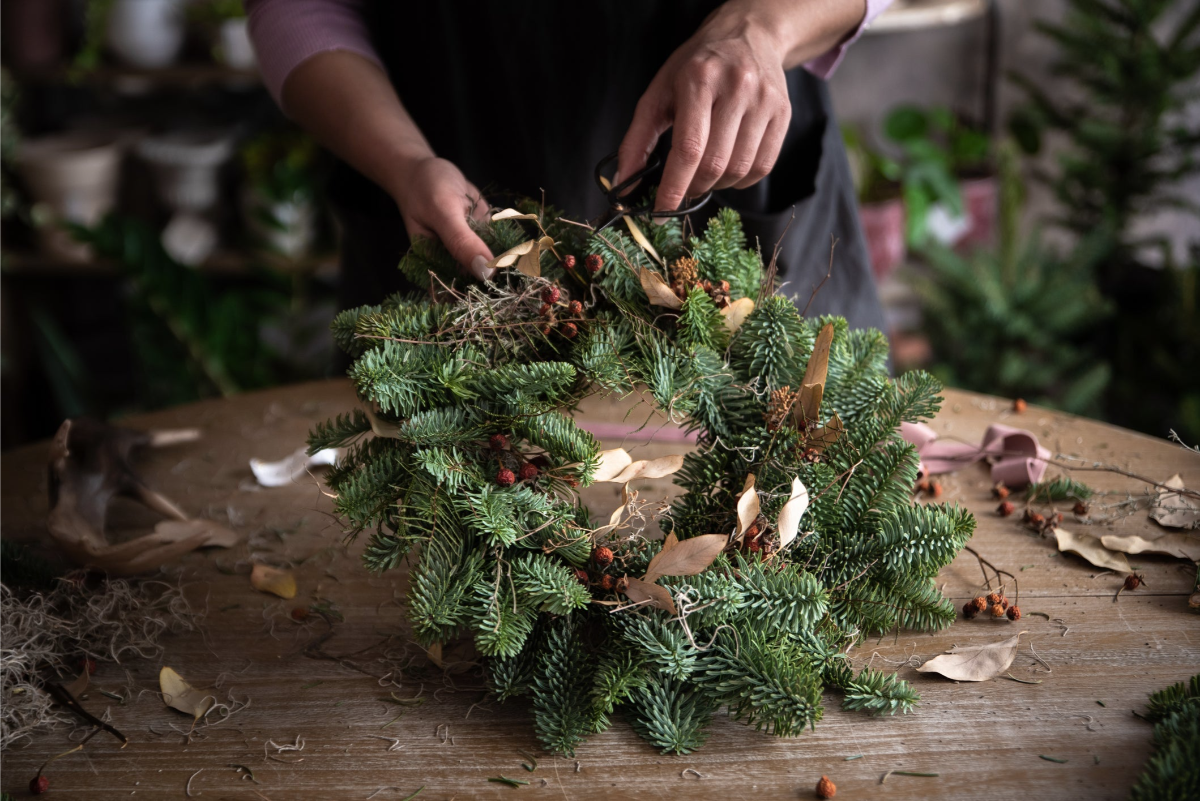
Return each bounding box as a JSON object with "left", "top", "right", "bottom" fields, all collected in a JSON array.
[{"left": 900, "top": 422, "right": 1050, "bottom": 489}]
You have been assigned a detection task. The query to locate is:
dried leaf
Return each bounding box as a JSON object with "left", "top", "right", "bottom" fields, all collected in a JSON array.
[
  {"left": 608, "top": 454, "right": 685, "bottom": 484},
  {"left": 1149, "top": 474, "right": 1200, "bottom": 530},
  {"left": 592, "top": 448, "right": 634, "bottom": 483},
  {"left": 721, "top": 297, "right": 754, "bottom": 332},
  {"left": 153, "top": 519, "right": 240, "bottom": 549},
  {"left": 515, "top": 235, "right": 555, "bottom": 278},
  {"left": 623, "top": 577, "right": 677, "bottom": 615},
  {"left": 1101, "top": 531, "right": 1200, "bottom": 561},
  {"left": 364, "top": 406, "right": 402, "bottom": 438},
  {"left": 735, "top": 474, "right": 760, "bottom": 536},
  {"left": 644, "top": 534, "right": 727, "bottom": 583},
  {"left": 1055, "top": 528, "right": 1131, "bottom": 573},
  {"left": 794, "top": 323, "right": 834, "bottom": 424},
  {"left": 62, "top": 668, "right": 89, "bottom": 700},
  {"left": 662, "top": 533, "right": 679, "bottom": 552},
  {"left": 159, "top": 667, "right": 215, "bottom": 721},
  {"left": 250, "top": 446, "right": 339, "bottom": 487},
  {"left": 250, "top": 563, "right": 297, "bottom": 599},
  {"left": 775, "top": 477, "right": 810, "bottom": 549},
  {"left": 638, "top": 268, "right": 683, "bottom": 310},
  {"left": 916, "top": 632, "right": 1027, "bottom": 682},
  {"left": 624, "top": 217, "right": 663, "bottom": 266},
  {"left": 807, "top": 413, "right": 844, "bottom": 454},
  {"left": 426, "top": 643, "right": 444, "bottom": 669},
  {"left": 491, "top": 208, "right": 539, "bottom": 222}
]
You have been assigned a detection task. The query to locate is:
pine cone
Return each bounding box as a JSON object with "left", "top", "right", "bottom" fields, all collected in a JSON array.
[
  {"left": 701, "top": 279, "right": 731, "bottom": 309},
  {"left": 670, "top": 256, "right": 699, "bottom": 288},
  {"left": 816, "top": 775, "right": 836, "bottom": 799},
  {"left": 764, "top": 386, "right": 797, "bottom": 431}
]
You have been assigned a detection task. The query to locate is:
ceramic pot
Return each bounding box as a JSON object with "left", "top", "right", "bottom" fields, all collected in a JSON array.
[
  {"left": 137, "top": 130, "right": 234, "bottom": 264},
  {"left": 17, "top": 133, "right": 122, "bottom": 262},
  {"left": 243, "top": 188, "right": 316, "bottom": 260},
  {"left": 858, "top": 198, "right": 906, "bottom": 282},
  {"left": 216, "top": 18, "right": 256, "bottom": 71},
  {"left": 106, "top": 0, "right": 185, "bottom": 69}
]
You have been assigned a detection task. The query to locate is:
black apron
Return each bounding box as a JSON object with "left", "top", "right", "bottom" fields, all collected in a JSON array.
[{"left": 331, "top": 2, "right": 886, "bottom": 336}]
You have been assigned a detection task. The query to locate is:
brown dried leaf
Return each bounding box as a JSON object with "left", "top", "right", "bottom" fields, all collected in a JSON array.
[
  {"left": 426, "top": 642, "right": 444, "bottom": 669},
  {"left": 1055, "top": 528, "right": 1131, "bottom": 573},
  {"left": 488, "top": 239, "right": 537, "bottom": 270},
  {"left": 515, "top": 235, "right": 554, "bottom": 278},
  {"left": 609, "top": 454, "right": 685, "bottom": 484},
  {"left": 735, "top": 474, "right": 760, "bottom": 536},
  {"left": 62, "top": 668, "right": 89, "bottom": 700},
  {"left": 250, "top": 563, "right": 297, "bottom": 599},
  {"left": 153, "top": 519, "right": 240, "bottom": 549},
  {"left": 644, "top": 534, "right": 727, "bottom": 583},
  {"left": 623, "top": 217, "right": 663, "bottom": 266},
  {"left": 592, "top": 448, "right": 634, "bottom": 483},
  {"left": 638, "top": 268, "right": 683, "bottom": 310},
  {"left": 794, "top": 323, "right": 834, "bottom": 424},
  {"left": 662, "top": 533, "right": 679, "bottom": 553},
  {"left": 775, "top": 477, "right": 810, "bottom": 549},
  {"left": 491, "top": 208, "right": 539, "bottom": 222},
  {"left": 623, "top": 577, "right": 677, "bottom": 615},
  {"left": 159, "top": 667, "right": 215, "bottom": 721},
  {"left": 807, "top": 413, "right": 844, "bottom": 454},
  {"left": 916, "top": 632, "right": 1027, "bottom": 682},
  {"left": 1149, "top": 474, "right": 1200, "bottom": 530},
  {"left": 1101, "top": 531, "right": 1200, "bottom": 561},
  {"left": 721, "top": 297, "right": 754, "bottom": 333},
  {"left": 364, "top": 406, "right": 402, "bottom": 438}
]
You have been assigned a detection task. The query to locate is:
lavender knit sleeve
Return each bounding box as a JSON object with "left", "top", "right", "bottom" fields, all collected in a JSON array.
[
  {"left": 804, "top": 0, "right": 894, "bottom": 79},
  {"left": 245, "top": 0, "right": 384, "bottom": 110}
]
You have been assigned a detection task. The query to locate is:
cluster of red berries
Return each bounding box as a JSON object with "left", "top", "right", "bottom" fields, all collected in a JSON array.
[
  {"left": 489, "top": 433, "right": 544, "bottom": 486},
  {"left": 574, "top": 546, "right": 628, "bottom": 593},
  {"left": 537, "top": 283, "right": 583, "bottom": 339},
  {"left": 562, "top": 253, "right": 604, "bottom": 275},
  {"left": 963, "top": 591, "right": 1020, "bottom": 621},
  {"left": 1024, "top": 508, "right": 1062, "bottom": 534},
  {"left": 914, "top": 478, "right": 943, "bottom": 499},
  {"left": 738, "top": 516, "right": 776, "bottom": 557}
]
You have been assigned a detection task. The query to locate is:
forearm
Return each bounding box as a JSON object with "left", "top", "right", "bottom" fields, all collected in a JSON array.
[
  {"left": 712, "top": 0, "right": 868, "bottom": 70},
  {"left": 280, "top": 50, "right": 432, "bottom": 201}
]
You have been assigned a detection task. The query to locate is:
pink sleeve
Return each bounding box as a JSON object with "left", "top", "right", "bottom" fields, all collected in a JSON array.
[
  {"left": 245, "top": 0, "right": 385, "bottom": 111},
  {"left": 804, "top": 0, "right": 894, "bottom": 79}
]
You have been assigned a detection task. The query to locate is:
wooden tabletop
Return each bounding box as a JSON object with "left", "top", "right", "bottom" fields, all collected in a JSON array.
[{"left": 2, "top": 379, "right": 1197, "bottom": 800}]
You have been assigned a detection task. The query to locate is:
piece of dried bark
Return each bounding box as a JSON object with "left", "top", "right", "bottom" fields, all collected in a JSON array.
[{"left": 916, "top": 632, "right": 1027, "bottom": 682}]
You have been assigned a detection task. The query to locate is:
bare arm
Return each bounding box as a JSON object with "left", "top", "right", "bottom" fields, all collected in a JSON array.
[{"left": 281, "top": 51, "right": 494, "bottom": 280}]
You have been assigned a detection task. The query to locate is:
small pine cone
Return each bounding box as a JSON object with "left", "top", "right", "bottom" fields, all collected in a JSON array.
[
  {"left": 573, "top": 568, "right": 589, "bottom": 586},
  {"left": 971, "top": 596, "right": 988, "bottom": 613},
  {"left": 541, "top": 286, "right": 562, "bottom": 304},
  {"left": 496, "top": 468, "right": 516, "bottom": 487},
  {"left": 764, "top": 386, "right": 797, "bottom": 431},
  {"left": 991, "top": 603, "right": 1007, "bottom": 618},
  {"left": 816, "top": 775, "right": 837, "bottom": 799},
  {"left": 561, "top": 254, "right": 576, "bottom": 270},
  {"left": 519, "top": 463, "right": 538, "bottom": 481},
  {"left": 986, "top": 592, "right": 1003, "bottom": 607},
  {"left": 567, "top": 300, "right": 583, "bottom": 315},
  {"left": 30, "top": 776, "right": 49, "bottom": 795},
  {"left": 670, "top": 256, "right": 699, "bottom": 288},
  {"left": 592, "top": 547, "right": 614, "bottom": 569},
  {"left": 539, "top": 302, "right": 553, "bottom": 317},
  {"left": 706, "top": 281, "right": 731, "bottom": 309},
  {"left": 993, "top": 482, "right": 1010, "bottom": 500},
  {"left": 1124, "top": 573, "right": 1143, "bottom": 592},
  {"left": 997, "top": 500, "right": 1015, "bottom": 517},
  {"left": 1007, "top": 605, "right": 1021, "bottom": 621},
  {"left": 598, "top": 574, "right": 616, "bottom": 592},
  {"left": 1013, "top": 398, "right": 1028, "bottom": 413},
  {"left": 489, "top": 434, "right": 509, "bottom": 451},
  {"left": 584, "top": 253, "right": 603, "bottom": 274},
  {"left": 1074, "top": 500, "right": 1089, "bottom": 516},
  {"left": 962, "top": 601, "right": 979, "bottom": 620},
  {"left": 615, "top": 576, "right": 630, "bottom": 594},
  {"left": 560, "top": 322, "right": 579, "bottom": 339}
]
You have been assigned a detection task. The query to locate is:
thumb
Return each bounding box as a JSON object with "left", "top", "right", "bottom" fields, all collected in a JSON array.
[{"left": 429, "top": 205, "right": 495, "bottom": 282}]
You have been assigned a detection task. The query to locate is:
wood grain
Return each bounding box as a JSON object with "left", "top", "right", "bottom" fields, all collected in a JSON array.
[{"left": 2, "top": 379, "right": 1197, "bottom": 800}]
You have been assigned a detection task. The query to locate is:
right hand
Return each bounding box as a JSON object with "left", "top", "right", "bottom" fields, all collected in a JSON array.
[{"left": 391, "top": 156, "right": 495, "bottom": 281}]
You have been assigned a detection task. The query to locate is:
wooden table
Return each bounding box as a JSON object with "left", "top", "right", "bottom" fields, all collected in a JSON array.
[{"left": 2, "top": 380, "right": 1197, "bottom": 800}]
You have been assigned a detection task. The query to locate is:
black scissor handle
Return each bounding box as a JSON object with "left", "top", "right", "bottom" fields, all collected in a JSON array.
[{"left": 594, "top": 151, "right": 713, "bottom": 219}]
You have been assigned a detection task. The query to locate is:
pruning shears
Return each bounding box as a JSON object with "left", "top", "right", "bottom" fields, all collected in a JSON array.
[{"left": 592, "top": 151, "right": 712, "bottom": 232}]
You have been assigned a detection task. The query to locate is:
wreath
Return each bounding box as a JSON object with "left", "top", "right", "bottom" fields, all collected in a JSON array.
[{"left": 308, "top": 193, "right": 974, "bottom": 755}]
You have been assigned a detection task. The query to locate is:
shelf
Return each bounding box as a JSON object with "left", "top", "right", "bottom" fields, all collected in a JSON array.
[
  {"left": 1, "top": 249, "right": 338, "bottom": 280},
  {"left": 867, "top": 0, "right": 989, "bottom": 34},
  {"left": 14, "top": 62, "right": 262, "bottom": 91}
]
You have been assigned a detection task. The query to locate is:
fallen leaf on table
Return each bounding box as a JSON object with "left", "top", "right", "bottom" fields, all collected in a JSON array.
[
  {"left": 1149, "top": 474, "right": 1200, "bottom": 530},
  {"left": 916, "top": 632, "right": 1027, "bottom": 682},
  {"left": 721, "top": 297, "right": 754, "bottom": 333},
  {"left": 491, "top": 208, "right": 539, "bottom": 222},
  {"left": 159, "top": 667, "right": 214, "bottom": 721},
  {"left": 62, "top": 668, "right": 89, "bottom": 700},
  {"left": 250, "top": 564, "right": 297, "bottom": 599},
  {"left": 153, "top": 519, "right": 240, "bottom": 549},
  {"left": 735, "top": 474, "right": 760, "bottom": 536},
  {"left": 426, "top": 642, "right": 444, "bottom": 669},
  {"left": 250, "top": 446, "right": 339, "bottom": 487},
  {"left": 1101, "top": 531, "right": 1200, "bottom": 561},
  {"left": 608, "top": 454, "right": 685, "bottom": 484},
  {"left": 639, "top": 268, "right": 683, "bottom": 309},
  {"left": 623, "top": 577, "right": 677, "bottom": 615},
  {"left": 775, "top": 477, "right": 810, "bottom": 549},
  {"left": 592, "top": 448, "right": 634, "bottom": 483},
  {"left": 624, "top": 217, "right": 664, "bottom": 266},
  {"left": 1055, "top": 528, "right": 1131, "bottom": 573},
  {"left": 644, "top": 534, "right": 727, "bottom": 583}
]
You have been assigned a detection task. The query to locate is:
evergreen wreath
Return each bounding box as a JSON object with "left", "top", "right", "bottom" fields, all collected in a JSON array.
[{"left": 309, "top": 193, "right": 975, "bottom": 755}]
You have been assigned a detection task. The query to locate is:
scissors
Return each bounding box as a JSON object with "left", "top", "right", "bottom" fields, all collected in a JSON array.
[{"left": 592, "top": 151, "right": 713, "bottom": 231}]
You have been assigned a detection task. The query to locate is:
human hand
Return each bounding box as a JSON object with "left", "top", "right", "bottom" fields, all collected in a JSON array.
[{"left": 391, "top": 156, "right": 494, "bottom": 281}]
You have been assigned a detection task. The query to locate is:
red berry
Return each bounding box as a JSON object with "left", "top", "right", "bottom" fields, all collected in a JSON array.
[
  {"left": 1007, "top": 605, "right": 1021, "bottom": 621},
  {"left": 564, "top": 476, "right": 580, "bottom": 488},
  {"left": 584, "top": 254, "right": 603, "bottom": 273},
  {"left": 1027, "top": 511, "right": 1045, "bottom": 527},
  {"left": 573, "top": 568, "right": 589, "bottom": 585},
  {"left": 991, "top": 603, "right": 1007, "bottom": 618},
  {"left": 1124, "top": 573, "right": 1143, "bottom": 592},
  {"left": 1013, "top": 398, "right": 1027, "bottom": 413},
  {"left": 496, "top": 468, "right": 516, "bottom": 487},
  {"left": 567, "top": 300, "right": 583, "bottom": 315},
  {"left": 539, "top": 303, "right": 553, "bottom": 317},
  {"left": 519, "top": 463, "right": 538, "bottom": 481},
  {"left": 598, "top": 574, "right": 616, "bottom": 591},
  {"left": 816, "top": 775, "right": 837, "bottom": 799},
  {"left": 561, "top": 254, "right": 576, "bottom": 270},
  {"left": 962, "top": 601, "right": 979, "bottom": 620},
  {"left": 615, "top": 576, "right": 629, "bottom": 594},
  {"left": 997, "top": 501, "right": 1015, "bottom": 517},
  {"left": 971, "top": 596, "right": 988, "bottom": 613},
  {"left": 290, "top": 607, "right": 310, "bottom": 622},
  {"left": 929, "top": 481, "right": 943, "bottom": 498},
  {"left": 489, "top": 434, "right": 509, "bottom": 451},
  {"left": 1074, "top": 500, "right": 1089, "bottom": 515},
  {"left": 30, "top": 776, "right": 49, "bottom": 795},
  {"left": 592, "top": 546, "right": 614, "bottom": 568},
  {"left": 986, "top": 592, "right": 1003, "bottom": 607},
  {"left": 916, "top": 479, "right": 931, "bottom": 494},
  {"left": 541, "top": 286, "right": 561, "bottom": 304},
  {"left": 540, "top": 324, "right": 552, "bottom": 336},
  {"left": 993, "top": 482, "right": 1010, "bottom": 500},
  {"left": 560, "top": 322, "right": 578, "bottom": 339}
]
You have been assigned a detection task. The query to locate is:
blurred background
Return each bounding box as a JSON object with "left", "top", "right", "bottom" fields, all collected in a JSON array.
[{"left": 1, "top": 0, "right": 1197, "bottom": 449}]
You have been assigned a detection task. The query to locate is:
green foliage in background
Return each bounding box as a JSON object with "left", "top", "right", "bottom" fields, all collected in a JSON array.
[
  {"left": 315, "top": 198, "right": 974, "bottom": 756},
  {"left": 1131, "top": 674, "right": 1200, "bottom": 801}
]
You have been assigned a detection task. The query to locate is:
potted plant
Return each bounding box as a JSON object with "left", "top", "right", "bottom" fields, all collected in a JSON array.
[
  {"left": 842, "top": 124, "right": 905, "bottom": 281},
  {"left": 189, "top": 0, "right": 256, "bottom": 71},
  {"left": 105, "top": 0, "right": 186, "bottom": 69},
  {"left": 884, "top": 105, "right": 994, "bottom": 249},
  {"left": 240, "top": 131, "right": 320, "bottom": 261}
]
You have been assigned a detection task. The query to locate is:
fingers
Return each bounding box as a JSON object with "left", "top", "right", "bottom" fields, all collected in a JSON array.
[
  {"left": 689, "top": 90, "right": 751, "bottom": 195},
  {"left": 617, "top": 82, "right": 670, "bottom": 188},
  {"left": 654, "top": 79, "right": 713, "bottom": 213},
  {"left": 424, "top": 194, "right": 495, "bottom": 281},
  {"left": 732, "top": 111, "right": 789, "bottom": 190},
  {"left": 713, "top": 106, "right": 769, "bottom": 191}
]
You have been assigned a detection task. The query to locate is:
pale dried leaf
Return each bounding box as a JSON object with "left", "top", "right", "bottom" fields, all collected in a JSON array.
[
  {"left": 1055, "top": 528, "right": 1131, "bottom": 573},
  {"left": 794, "top": 323, "right": 834, "bottom": 423},
  {"left": 916, "top": 632, "right": 1027, "bottom": 682},
  {"left": 491, "top": 208, "right": 539, "bottom": 222},
  {"left": 807, "top": 413, "right": 844, "bottom": 454},
  {"left": 250, "top": 563, "right": 297, "bottom": 599},
  {"left": 736, "top": 474, "right": 760, "bottom": 536},
  {"left": 609, "top": 454, "right": 685, "bottom": 484},
  {"left": 159, "top": 667, "right": 215, "bottom": 721},
  {"left": 775, "top": 477, "right": 810, "bottom": 549},
  {"left": 721, "top": 297, "right": 754, "bottom": 333},
  {"left": 638, "top": 268, "right": 683, "bottom": 310},
  {"left": 662, "top": 533, "right": 679, "bottom": 552},
  {"left": 364, "top": 406, "right": 402, "bottom": 438},
  {"left": 592, "top": 448, "right": 633, "bottom": 483},
  {"left": 1101, "top": 531, "right": 1200, "bottom": 561},
  {"left": 624, "top": 217, "right": 663, "bottom": 266},
  {"left": 515, "top": 235, "right": 554, "bottom": 278},
  {"left": 623, "top": 577, "right": 676, "bottom": 615},
  {"left": 250, "top": 446, "right": 339, "bottom": 487},
  {"left": 487, "top": 239, "right": 537, "bottom": 270},
  {"left": 644, "top": 534, "right": 727, "bottom": 583},
  {"left": 1149, "top": 474, "right": 1200, "bottom": 530}
]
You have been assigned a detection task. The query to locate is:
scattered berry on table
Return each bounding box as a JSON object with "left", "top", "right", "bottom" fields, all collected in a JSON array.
[
  {"left": 997, "top": 500, "right": 1015, "bottom": 517},
  {"left": 30, "top": 776, "right": 49, "bottom": 795},
  {"left": 816, "top": 775, "right": 837, "bottom": 799},
  {"left": 1007, "top": 605, "right": 1021, "bottom": 621},
  {"left": 1013, "top": 398, "right": 1027, "bottom": 413}
]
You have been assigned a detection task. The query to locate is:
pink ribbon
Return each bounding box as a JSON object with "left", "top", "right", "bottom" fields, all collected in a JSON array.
[{"left": 900, "top": 422, "right": 1050, "bottom": 489}]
